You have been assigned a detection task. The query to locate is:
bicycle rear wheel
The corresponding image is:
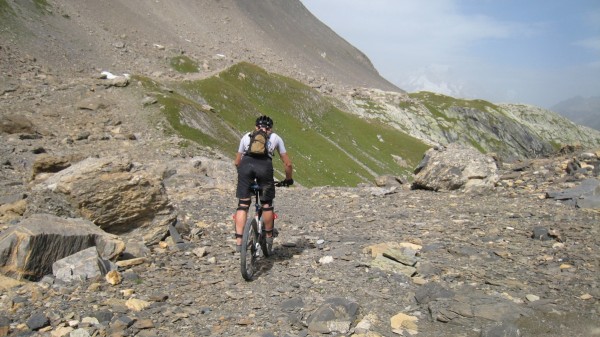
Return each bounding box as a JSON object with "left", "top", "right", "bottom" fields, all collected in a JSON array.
[
  {"left": 259, "top": 220, "right": 272, "bottom": 258},
  {"left": 240, "top": 218, "right": 259, "bottom": 281}
]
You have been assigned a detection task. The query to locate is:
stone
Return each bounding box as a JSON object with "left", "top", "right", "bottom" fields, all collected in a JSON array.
[
  {"left": 106, "top": 270, "right": 123, "bottom": 285},
  {"left": 382, "top": 247, "right": 418, "bottom": 266},
  {"left": 412, "top": 143, "right": 499, "bottom": 192},
  {"left": 319, "top": 256, "right": 333, "bottom": 264},
  {"left": 531, "top": 227, "right": 550, "bottom": 241},
  {"left": 546, "top": 178, "right": 600, "bottom": 203},
  {"left": 354, "top": 313, "right": 377, "bottom": 334},
  {"left": 76, "top": 96, "right": 110, "bottom": 111},
  {"left": 390, "top": 312, "right": 418, "bottom": 334},
  {"left": 133, "top": 319, "right": 155, "bottom": 329},
  {"left": 0, "top": 114, "right": 35, "bottom": 134},
  {"left": 0, "top": 316, "right": 9, "bottom": 337},
  {"left": 50, "top": 326, "right": 73, "bottom": 337},
  {"left": 81, "top": 317, "right": 99, "bottom": 325},
  {"left": 125, "top": 298, "right": 151, "bottom": 311},
  {"left": 0, "top": 213, "right": 124, "bottom": 280},
  {"left": 370, "top": 254, "right": 417, "bottom": 277},
  {"left": 0, "top": 199, "right": 26, "bottom": 223},
  {"left": 115, "top": 257, "right": 146, "bottom": 268},
  {"left": 53, "top": 246, "right": 114, "bottom": 282},
  {"left": 110, "top": 315, "right": 134, "bottom": 330},
  {"left": 414, "top": 282, "right": 455, "bottom": 305},
  {"left": 0, "top": 275, "right": 23, "bottom": 290},
  {"left": 26, "top": 312, "right": 49, "bottom": 331},
  {"left": 31, "top": 154, "right": 77, "bottom": 179},
  {"left": 70, "top": 328, "right": 91, "bottom": 337},
  {"left": 192, "top": 247, "right": 207, "bottom": 258},
  {"left": 307, "top": 298, "right": 359, "bottom": 334},
  {"left": 576, "top": 194, "right": 600, "bottom": 210},
  {"left": 26, "top": 156, "right": 177, "bottom": 243},
  {"left": 94, "top": 310, "right": 114, "bottom": 323},
  {"left": 375, "top": 175, "right": 403, "bottom": 187}
]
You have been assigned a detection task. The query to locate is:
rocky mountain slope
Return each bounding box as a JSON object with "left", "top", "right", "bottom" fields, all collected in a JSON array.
[
  {"left": 1, "top": 1, "right": 600, "bottom": 336},
  {"left": 341, "top": 89, "right": 600, "bottom": 160},
  {"left": 1, "top": 0, "right": 397, "bottom": 94}
]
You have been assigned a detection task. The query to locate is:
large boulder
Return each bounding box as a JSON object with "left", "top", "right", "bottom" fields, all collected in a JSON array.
[
  {"left": 0, "top": 213, "right": 124, "bottom": 281},
  {"left": 412, "top": 143, "right": 499, "bottom": 192},
  {"left": 26, "top": 155, "right": 177, "bottom": 244}
]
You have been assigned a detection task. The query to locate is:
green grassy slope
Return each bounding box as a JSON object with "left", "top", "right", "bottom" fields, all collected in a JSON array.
[{"left": 140, "top": 62, "right": 429, "bottom": 187}]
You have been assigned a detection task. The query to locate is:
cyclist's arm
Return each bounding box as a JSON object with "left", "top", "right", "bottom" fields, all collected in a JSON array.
[
  {"left": 234, "top": 152, "right": 243, "bottom": 167},
  {"left": 235, "top": 134, "right": 250, "bottom": 167},
  {"left": 279, "top": 152, "right": 293, "bottom": 180}
]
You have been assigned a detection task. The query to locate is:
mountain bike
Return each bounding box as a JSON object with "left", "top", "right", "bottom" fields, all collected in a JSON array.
[{"left": 240, "top": 179, "right": 290, "bottom": 281}]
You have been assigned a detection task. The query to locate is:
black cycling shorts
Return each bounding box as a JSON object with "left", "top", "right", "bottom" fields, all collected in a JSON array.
[{"left": 236, "top": 156, "right": 275, "bottom": 202}]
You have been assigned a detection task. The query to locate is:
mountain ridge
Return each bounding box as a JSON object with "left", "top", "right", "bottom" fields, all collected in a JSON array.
[
  {"left": 551, "top": 95, "right": 600, "bottom": 131},
  {"left": 1, "top": 0, "right": 398, "bottom": 95}
]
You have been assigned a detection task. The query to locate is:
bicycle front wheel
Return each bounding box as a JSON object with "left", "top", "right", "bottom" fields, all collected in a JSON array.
[{"left": 240, "top": 218, "right": 259, "bottom": 281}]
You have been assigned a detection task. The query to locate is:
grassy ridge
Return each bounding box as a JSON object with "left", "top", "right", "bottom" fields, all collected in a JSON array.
[
  {"left": 0, "top": 0, "right": 50, "bottom": 16},
  {"left": 142, "top": 62, "right": 429, "bottom": 187}
]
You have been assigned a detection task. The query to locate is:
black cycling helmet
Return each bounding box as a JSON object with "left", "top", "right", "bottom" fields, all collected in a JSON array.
[{"left": 255, "top": 115, "right": 273, "bottom": 128}]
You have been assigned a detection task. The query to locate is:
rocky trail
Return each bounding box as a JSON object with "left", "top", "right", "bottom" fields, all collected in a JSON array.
[{"left": 2, "top": 172, "right": 600, "bottom": 336}]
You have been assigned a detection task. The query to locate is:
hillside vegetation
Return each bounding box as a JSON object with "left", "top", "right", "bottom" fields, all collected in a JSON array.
[
  {"left": 135, "top": 58, "right": 600, "bottom": 187},
  {"left": 143, "top": 62, "right": 429, "bottom": 187}
]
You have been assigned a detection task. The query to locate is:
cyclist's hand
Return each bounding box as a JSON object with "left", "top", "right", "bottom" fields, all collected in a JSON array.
[{"left": 276, "top": 179, "right": 294, "bottom": 187}]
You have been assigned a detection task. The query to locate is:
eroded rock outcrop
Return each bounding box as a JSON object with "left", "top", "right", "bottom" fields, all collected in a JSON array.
[
  {"left": 0, "top": 213, "right": 124, "bottom": 281},
  {"left": 26, "top": 155, "right": 177, "bottom": 244}
]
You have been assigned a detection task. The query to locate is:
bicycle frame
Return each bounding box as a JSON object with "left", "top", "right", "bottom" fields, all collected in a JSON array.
[
  {"left": 240, "top": 180, "right": 284, "bottom": 280},
  {"left": 249, "top": 181, "right": 264, "bottom": 249}
]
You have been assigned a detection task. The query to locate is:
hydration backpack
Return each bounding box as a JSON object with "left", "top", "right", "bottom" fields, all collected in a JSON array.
[{"left": 246, "top": 130, "right": 270, "bottom": 157}]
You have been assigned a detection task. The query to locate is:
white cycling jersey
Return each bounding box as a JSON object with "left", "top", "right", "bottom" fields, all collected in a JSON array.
[{"left": 237, "top": 132, "right": 287, "bottom": 159}]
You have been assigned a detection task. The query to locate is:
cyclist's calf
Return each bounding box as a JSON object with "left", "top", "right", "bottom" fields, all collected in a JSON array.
[{"left": 235, "top": 199, "right": 251, "bottom": 242}]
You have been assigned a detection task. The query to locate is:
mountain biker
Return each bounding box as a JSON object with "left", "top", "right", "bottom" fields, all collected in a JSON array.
[{"left": 234, "top": 115, "right": 293, "bottom": 253}]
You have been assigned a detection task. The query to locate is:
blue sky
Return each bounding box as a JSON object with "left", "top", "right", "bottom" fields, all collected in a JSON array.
[{"left": 299, "top": 0, "right": 600, "bottom": 108}]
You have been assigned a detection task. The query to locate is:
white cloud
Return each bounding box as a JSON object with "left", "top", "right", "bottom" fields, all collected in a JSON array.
[{"left": 301, "top": 0, "right": 600, "bottom": 107}]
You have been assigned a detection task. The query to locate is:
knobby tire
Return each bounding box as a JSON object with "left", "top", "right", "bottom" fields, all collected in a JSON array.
[
  {"left": 260, "top": 223, "right": 272, "bottom": 258},
  {"left": 240, "top": 218, "right": 258, "bottom": 281}
]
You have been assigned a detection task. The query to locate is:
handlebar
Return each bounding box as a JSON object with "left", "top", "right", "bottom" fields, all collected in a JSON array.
[{"left": 250, "top": 179, "right": 293, "bottom": 193}]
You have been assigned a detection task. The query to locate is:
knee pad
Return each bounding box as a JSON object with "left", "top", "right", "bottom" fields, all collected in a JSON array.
[
  {"left": 237, "top": 199, "right": 250, "bottom": 211},
  {"left": 260, "top": 199, "right": 273, "bottom": 212}
]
